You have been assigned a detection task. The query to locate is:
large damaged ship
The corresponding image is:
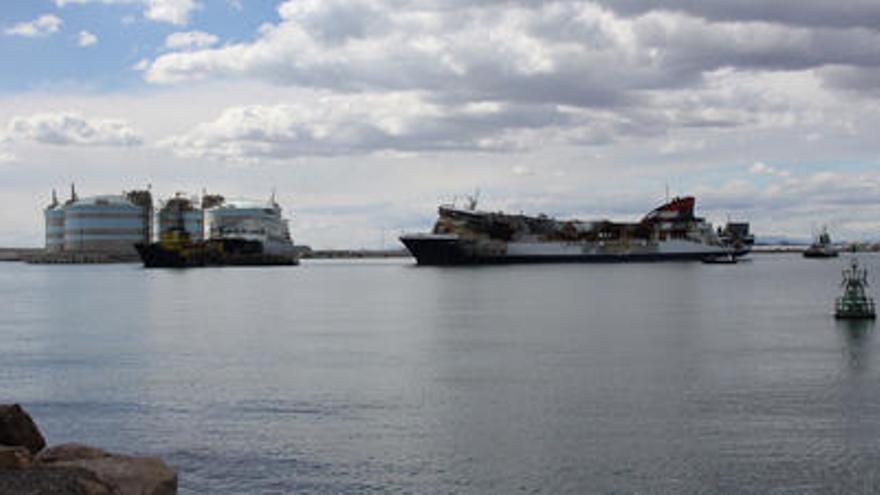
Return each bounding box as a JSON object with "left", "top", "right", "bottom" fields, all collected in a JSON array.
[{"left": 400, "top": 196, "right": 747, "bottom": 265}]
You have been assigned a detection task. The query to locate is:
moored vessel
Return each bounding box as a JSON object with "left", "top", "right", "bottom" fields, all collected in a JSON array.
[
  {"left": 401, "top": 195, "right": 745, "bottom": 265},
  {"left": 718, "top": 221, "right": 754, "bottom": 255},
  {"left": 804, "top": 227, "right": 838, "bottom": 258},
  {"left": 136, "top": 194, "right": 298, "bottom": 268},
  {"left": 701, "top": 252, "right": 739, "bottom": 264}
]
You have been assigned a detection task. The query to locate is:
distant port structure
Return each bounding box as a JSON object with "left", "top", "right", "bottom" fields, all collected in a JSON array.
[
  {"left": 32, "top": 185, "right": 292, "bottom": 263},
  {"left": 40, "top": 185, "right": 153, "bottom": 262}
]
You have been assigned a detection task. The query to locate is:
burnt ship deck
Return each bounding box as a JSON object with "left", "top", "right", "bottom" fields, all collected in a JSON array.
[{"left": 400, "top": 196, "right": 749, "bottom": 266}]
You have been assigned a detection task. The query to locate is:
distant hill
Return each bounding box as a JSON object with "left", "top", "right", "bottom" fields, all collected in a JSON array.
[
  {"left": 755, "top": 236, "right": 880, "bottom": 246},
  {"left": 755, "top": 236, "right": 811, "bottom": 246}
]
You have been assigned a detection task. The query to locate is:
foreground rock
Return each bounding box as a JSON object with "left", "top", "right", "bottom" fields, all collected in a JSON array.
[
  {"left": 0, "top": 404, "right": 177, "bottom": 494},
  {"left": 37, "top": 444, "right": 177, "bottom": 495},
  {"left": 0, "top": 404, "right": 47, "bottom": 454},
  {"left": 0, "top": 466, "right": 113, "bottom": 495},
  {"left": 0, "top": 445, "right": 34, "bottom": 469}
]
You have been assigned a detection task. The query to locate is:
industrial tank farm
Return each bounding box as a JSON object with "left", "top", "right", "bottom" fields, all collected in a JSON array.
[
  {"left": 63, "top": 195, "right": 152, "bottom": 254},
  {"left": 44, "top": 192, "right": 64, "bottom": 253},
  {"left": 158, "top": 193, "right": 204, "bottom": 241},
  {"left": 35, "top": 186, "right": 296, "bottom": 265},
  {"left": 35, "top": 186, "right": 153, "bottom": 262}
]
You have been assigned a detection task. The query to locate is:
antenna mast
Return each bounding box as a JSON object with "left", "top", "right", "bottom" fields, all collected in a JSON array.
[{"left": 467, "top": 188, "right": 480, "bottom": 211}]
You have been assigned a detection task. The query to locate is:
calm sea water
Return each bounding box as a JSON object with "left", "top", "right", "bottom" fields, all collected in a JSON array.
[{"left": 2, "top": 254, "right": 880, "bottom": 494}]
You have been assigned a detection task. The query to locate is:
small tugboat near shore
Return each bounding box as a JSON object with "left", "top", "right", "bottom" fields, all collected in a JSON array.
[{"left": 804, "top": 227, "right": 838, "bottom": 258}]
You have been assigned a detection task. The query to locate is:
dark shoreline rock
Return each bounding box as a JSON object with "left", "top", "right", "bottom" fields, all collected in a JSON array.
[
  {"left": 0, "top": 404, "right": 47, "bottom": 454},
  {"left": 37, "top": 443, "right": 177, "bottom": 495},
  {"left": 0, "top": 445, "right": 34, "bottom": 469},
  {"left": 0, "top": 466, "right": 113, "bottom": 495},
  {"left": 0, "top": 404, "right": 177, "bottom": 494}
]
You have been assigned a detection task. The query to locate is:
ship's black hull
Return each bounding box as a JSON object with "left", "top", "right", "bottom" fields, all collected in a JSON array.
[
  {"left": 400, "top": 236, "right": 473, "bottom": 265},
  {"left": 803, "top": 250, "right": 838, "bottom": 258},
  {"left": 400, "top": 236, "right": 742, "bottom": 266},
  {"left": 135, "top": 241, "right": 298, "bottom": 268}
]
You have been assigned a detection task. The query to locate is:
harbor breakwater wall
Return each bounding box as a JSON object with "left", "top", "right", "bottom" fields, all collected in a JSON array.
[
  {"left": 0, "top": 404, "right": 176, "bottom": 494},
  {"left": 0, "top": 249, "right": 42, "bottom": 262}
]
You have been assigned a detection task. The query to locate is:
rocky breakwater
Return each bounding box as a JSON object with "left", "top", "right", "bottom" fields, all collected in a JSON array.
[{"left": 0, "top": 404, "right": 177, "bottom": 494}]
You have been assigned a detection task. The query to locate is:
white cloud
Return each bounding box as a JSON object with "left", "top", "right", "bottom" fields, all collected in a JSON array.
[
  {"left": 164, "top": 30, "right": 218, "bottom": 50},
  {"left": 55, "top": 0, "right": 199, "bottom": 25},
  {"left": 749, "top": 161, "right": 772, "bottom": 174},
  {"left": 749, "top": 161, "right": 791, "bottom": 178},
  {"left": 695, "top": 168, "right": 880, "bottom": 236},
  {"left": 77, "top": 30, "right": 98, "bottom": 47},
  {"left": 512, "top": 165, "right": 534, "bottom": 176},
  {"left": 145, "top": 1, "right": 635, "bottom": 96},
  {"left": 0, "top": 134, "right": 15, "bottom": 164},
  {"left": 7, "top": 113, "right": 143, "bottom": 146},
  {"left": 660, "top": 138, "right": 706, "bottom": 155},
  {"left": 143, "top": 2, "right": 880, "bottom": 100},
  {"left": 593, "top": 0, "right": 880, "bottom": 30},
  {"left": 136, "top": 0, "right": 880, "bottom": 168},
  {"left": 158, "top": 95, "right": 510, "bottom": 161},
  {"left": 145, "top": 0, "right": 200, "bottom": 25},
  {"left": 4, "top": 14, "right": 63, "bottom": 38},
  {"left": 132, "top": 59, "right": 150, "bottom": 71},
  {"left": 157, "top": 90, "right": 655, "bottom": 162}
]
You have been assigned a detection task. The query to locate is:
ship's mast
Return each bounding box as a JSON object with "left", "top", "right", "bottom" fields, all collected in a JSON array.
[{"left": 466, "top": 188, "right": 480, "bottom": 211}]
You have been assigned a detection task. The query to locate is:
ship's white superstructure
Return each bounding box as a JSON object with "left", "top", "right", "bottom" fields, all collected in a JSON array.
[{"left": 206, "top": 198, "right": 295, "bottom": 257}]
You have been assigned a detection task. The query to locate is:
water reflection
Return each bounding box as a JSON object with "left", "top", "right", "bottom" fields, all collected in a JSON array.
[{"left": 836, "top": 319, "right": 875, "bottom": 372}]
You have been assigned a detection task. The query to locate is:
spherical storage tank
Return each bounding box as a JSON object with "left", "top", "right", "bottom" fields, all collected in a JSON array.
[
  {"left": 44, "top": 205, "right": 65, "bottom": 252},
  {"left": 158, "top": 194, "right": 203, "bottom": 240},
  {"left": 63, "top": 195, "right": 150, "bottom": 254}
]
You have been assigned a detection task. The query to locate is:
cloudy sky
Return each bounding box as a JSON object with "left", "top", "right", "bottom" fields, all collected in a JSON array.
[{"left": 2, "top": 0, "right": 880, "bottom": 248}]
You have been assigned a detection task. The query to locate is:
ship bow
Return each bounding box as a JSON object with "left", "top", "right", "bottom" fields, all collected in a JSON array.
[{"left": 400, "top": 234, "right": 472, "bottom": 265}]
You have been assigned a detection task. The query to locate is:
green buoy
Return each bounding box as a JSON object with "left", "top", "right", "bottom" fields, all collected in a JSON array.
[{"left": 835, "top": 258, "right": 876, "bottom": 319}]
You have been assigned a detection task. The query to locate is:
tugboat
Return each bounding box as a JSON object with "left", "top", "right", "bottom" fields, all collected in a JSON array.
[
  {"left": 834, "top": 258, "right": 876, "bottom": 319},
  {"left": 804, "top": 227, "right": 838, "bottom": 258},
  {"left": 718, "top": 221, "right": 755, "bottom": 252},
  {"left": 701, "top": 251, "right": 738, "bottom": 264},
  {"left": 135, "top": 195, "right": 298, "bottom": 268}
]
